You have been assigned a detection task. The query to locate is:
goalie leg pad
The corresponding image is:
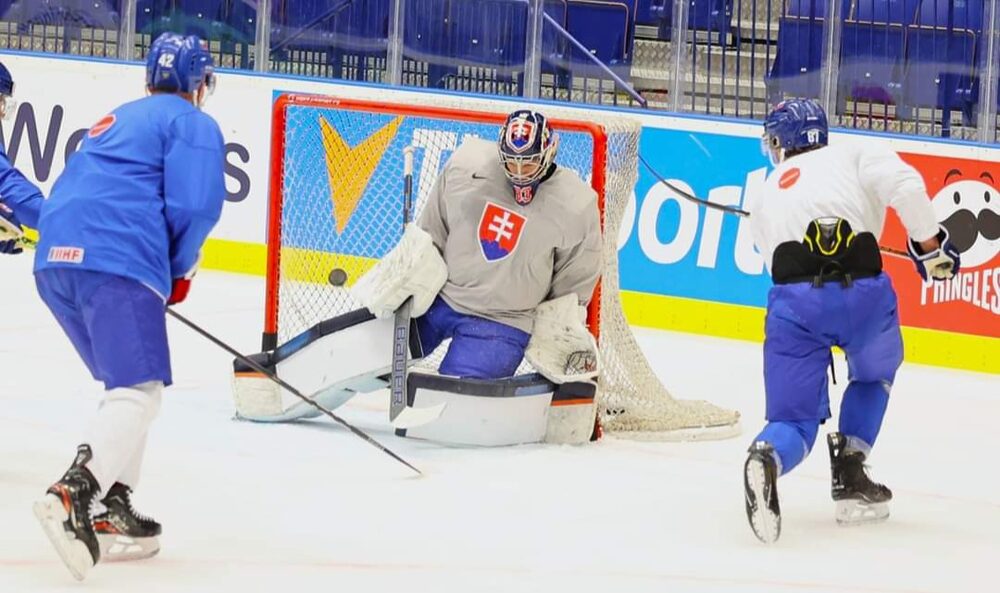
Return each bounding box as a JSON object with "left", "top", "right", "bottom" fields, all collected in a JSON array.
[
  {"left": 397, "top": 373, "right": 597, "bottom": 446},
  {"left": 398, "top": 372, "right": 555, "bottom": 446},
  {"left": 232, "top": 310, "right": 421, "bottom": 422},
  {"left": 544, "top": 382, "right": 599, "bottom": 444}
]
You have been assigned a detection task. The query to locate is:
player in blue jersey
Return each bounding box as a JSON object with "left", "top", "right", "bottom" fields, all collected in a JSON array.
[
  {"left": 742, "top": 99, "right": 960, "bottom": 543},
  {"left": 0, "top": 61, "right": 46, "bottom": 254},
  {"left": 31, "top": 33, "right": 225, "bottom": 580}
]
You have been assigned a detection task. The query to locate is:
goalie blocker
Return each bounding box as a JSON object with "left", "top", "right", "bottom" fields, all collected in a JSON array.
[{"left": 231, "top": 310, "right": 599, "bottom": 445}]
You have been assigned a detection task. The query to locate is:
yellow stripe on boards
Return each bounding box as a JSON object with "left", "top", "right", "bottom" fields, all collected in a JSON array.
[{"left": 201, "top": 238, "right": 378, "bottom": 286}]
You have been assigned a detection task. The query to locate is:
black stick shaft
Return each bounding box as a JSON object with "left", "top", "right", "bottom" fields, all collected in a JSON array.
[
  {"left": 390, "top": 146, "right": 416, "bottom": 422},
  {"left": 166, "top": 308, "right": 421, "bottom": 476}
]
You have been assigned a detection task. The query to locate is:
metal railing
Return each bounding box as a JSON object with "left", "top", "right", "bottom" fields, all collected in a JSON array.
[{"left": 2, "top": 0, "right": 999, "bottom": 143}]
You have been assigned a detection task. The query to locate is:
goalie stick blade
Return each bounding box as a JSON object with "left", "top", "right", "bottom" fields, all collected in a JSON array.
[{"left": 391, "top": 402, "right": 447, "bottom": 430}]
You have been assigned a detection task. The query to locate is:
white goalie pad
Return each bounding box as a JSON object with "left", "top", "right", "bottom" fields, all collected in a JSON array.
[
  {"left": 397, "top": 372, "right": 597, "bottom": 446},
  {"left": 232, "top": 310, "right": 423, "bottom": 422},
  {"left": 525, "top": 294, "right": 599, "bottom": 384},
  {"left": 350, "top": 225, "right": 447, "bottom": 318}
]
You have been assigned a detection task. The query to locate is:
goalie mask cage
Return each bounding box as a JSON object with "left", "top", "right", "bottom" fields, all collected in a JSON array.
[{"left": 264, "top": 92, "right": 740, "bottom": 440}]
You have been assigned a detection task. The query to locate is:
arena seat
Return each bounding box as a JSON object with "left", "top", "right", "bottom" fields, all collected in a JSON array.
[
  {"left": 405, "top": 0, "right": 452, "bottom": 87},
  {"left": 566, "top": 0, "right": 632, "bottom": 71},
  {"left": 838, "top": 0, "right": 918, "bottom": 104},
  {"left": 651, "top": 0, "right": 733, "bottom": 41},
  {"left": 900, "top": 0, "right": 982, "bottom": 127},
  {"left": 766, "top": 0, "right": 831, "bottom": 103}
]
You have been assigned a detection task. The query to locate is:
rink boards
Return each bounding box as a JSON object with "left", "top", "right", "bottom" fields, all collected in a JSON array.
[{"left": 1, "top": 50, "right": 996, "bottom": 373}]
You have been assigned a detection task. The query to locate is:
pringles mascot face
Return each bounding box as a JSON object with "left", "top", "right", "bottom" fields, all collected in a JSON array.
[{"left": 930, "top": 169, "right": 1000, "bottom": 268}]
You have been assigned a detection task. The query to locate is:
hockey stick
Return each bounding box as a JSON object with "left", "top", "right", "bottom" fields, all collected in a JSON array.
[
  {"left": 390, "top": 146, "right": 416, "bottom": 423},
  {"left": 638, "top": 154, "right": 915, "bottom": 261},
  {"left": 638, "top": 153, "right": 751, "bottom": 217},
  {"left": 166, "top": 308, "right": 422, "bottom": 476}
]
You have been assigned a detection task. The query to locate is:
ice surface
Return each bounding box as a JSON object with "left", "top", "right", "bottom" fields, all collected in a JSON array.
[{"left": 1, "top": 254, "right": 996, "bottom": 592}]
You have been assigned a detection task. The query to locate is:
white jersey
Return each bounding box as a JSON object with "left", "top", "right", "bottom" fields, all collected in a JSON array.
[
  {"left": 418, "top": 138, "right": 601, "bottom": 333},
  {"left": 747, "top": 141, "right": 940, "bottom": 274}
]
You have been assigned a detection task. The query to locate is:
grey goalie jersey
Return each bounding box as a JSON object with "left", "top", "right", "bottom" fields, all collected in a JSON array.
[{"left": 417, "top": 137, "right": 602, "bottom": 334}]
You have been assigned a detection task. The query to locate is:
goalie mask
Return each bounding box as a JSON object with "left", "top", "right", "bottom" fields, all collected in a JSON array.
[{"left": 498, "top": 110, "right": 559, "bottom": 205}]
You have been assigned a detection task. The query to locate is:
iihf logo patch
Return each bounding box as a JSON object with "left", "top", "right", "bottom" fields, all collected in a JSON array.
[{"left": 478, "top": 202, "right": 526, "bottom": 261}]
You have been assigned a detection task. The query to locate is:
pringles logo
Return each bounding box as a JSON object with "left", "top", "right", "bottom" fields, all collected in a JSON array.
[{"left": 920, "top": 166, "right": 1000, "bottom": 314}]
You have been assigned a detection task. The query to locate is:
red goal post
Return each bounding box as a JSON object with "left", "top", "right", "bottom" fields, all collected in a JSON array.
[{"left": 263, "top": 92, "right": 740, "bottom": 440}]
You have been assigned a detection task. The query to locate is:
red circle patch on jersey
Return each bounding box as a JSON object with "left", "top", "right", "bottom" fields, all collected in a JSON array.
[
  {"left": 779, "top": 167, "right": 801, "bottom": 189},
  {"left": 88, "top": 114, "right": 116, "bottom": 138}
]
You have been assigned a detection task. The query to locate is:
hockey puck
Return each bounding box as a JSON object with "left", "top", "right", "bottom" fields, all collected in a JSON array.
[{"left": 328, "top": 268, "right": 348, "bottom": 286}]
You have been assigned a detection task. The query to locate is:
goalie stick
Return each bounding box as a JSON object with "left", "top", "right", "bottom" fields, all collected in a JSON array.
[
  {"left": 388, "top": 147, "right": 414, "bottom": 423},
  {"left": 166, "top": 308, "right": 422, "bottom": 476}
]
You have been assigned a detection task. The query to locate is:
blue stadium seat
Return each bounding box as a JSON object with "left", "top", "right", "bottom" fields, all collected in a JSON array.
[
  {"left": 651, "top": 0, "right": 733, "bottom": 41},
  {"left": 635, "top": 0, "right": 657, "bottom": 25},
  {"left": 404, "top": 0, "right": 451, "bottom": 86},
  {"left": 136, "top": 1, "right": 226, "bottom": 39},
  {"left": 450, "top": 0, "right": 526, "bottom": 68},
  {"left": 900, "top": 0, "right": 982, "bottom": 127},
  {"left": 838, "top": 0, "right": 918, "bottom": 104},
  {"left": 565, "top": 0, "right": 632, "bottom": 74},
  {"left": 852, "top": 0, "right": 920, "bottom": 24},
  {"left": 766, "top": 0, "right": 828, "bottom": 103},
  {"left": 6, "top": 0, "right": 120, "bottom": 29}
]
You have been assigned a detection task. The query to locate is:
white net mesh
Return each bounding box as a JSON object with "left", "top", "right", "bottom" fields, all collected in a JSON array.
[{"left": 268, "top": 93, "right": 740, "bottom": 439}]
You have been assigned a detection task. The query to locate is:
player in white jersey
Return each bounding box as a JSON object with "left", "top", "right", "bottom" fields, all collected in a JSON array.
[
  {"left": 356, "top": 109, "right": 601, "bottom": 383},
  {"left": 741, "top": 99, "right": 960, "bottom": 543}
]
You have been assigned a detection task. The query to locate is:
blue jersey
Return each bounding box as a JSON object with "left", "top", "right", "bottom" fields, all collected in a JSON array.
[
  {"left": 0, "top": 143, "right": 45, "bottom": 227},
  {"left": 34, "top": 94, "right": 225, "bottom": 299}
]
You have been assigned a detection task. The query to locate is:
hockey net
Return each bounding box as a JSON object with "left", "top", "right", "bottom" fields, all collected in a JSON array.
[{"left": 264, "top": 92, "right": 740, "bottom": 440}]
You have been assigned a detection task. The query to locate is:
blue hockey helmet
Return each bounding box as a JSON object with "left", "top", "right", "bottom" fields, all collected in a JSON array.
[
  {"left": 498, "top": 109, "right": 559, "bottom": 205},
  {"left": 762, "top": 98, "right": 828, "bottom": 165},
  {"left": 146, "top": 32, "right": 216, "bottom": 98},
  {"left": 0, "top": 62, "right": 15, "bottom": 120}
]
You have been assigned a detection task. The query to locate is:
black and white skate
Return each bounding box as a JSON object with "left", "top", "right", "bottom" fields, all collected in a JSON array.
[
  {"left": 94, "top": 482, "right": 162, "bottom": 561},
  {"left": 828, "top": 432, "right": 892, "bottom": 526},
  {"left": 32, "top": 444, "right": 102, "bottom": 581},
  {"left": 744, "top": 441, "right": 781, "bottom": 544}
]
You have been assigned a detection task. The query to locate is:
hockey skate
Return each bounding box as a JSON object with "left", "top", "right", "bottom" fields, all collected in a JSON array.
[
  {"left": 744, "top": 441, "right": 781, "bottom": 544},
  {"left": 828, "top": 432, "right": 892, "bottom": 526},
  {"left": 94, "top": 482, "right": 162, "bottom": 561},
  {"left": 32, "top": 445, "right": 102, "bottom": 581}
]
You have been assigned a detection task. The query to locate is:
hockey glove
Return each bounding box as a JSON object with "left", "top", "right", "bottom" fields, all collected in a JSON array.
[
  {"left": 0, "top": 201, "right": 24, "bottom": 255},
  {"left": 907, "top": 225, "right": 960, "bottom": 282},
  {"left": 168, "top": 253, "right": 201, "bottom": 305}
]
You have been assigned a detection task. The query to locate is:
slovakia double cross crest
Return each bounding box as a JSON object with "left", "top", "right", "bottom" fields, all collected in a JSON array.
[{"left": 478, "top": 202, "right": 526, "bottom": 261}]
